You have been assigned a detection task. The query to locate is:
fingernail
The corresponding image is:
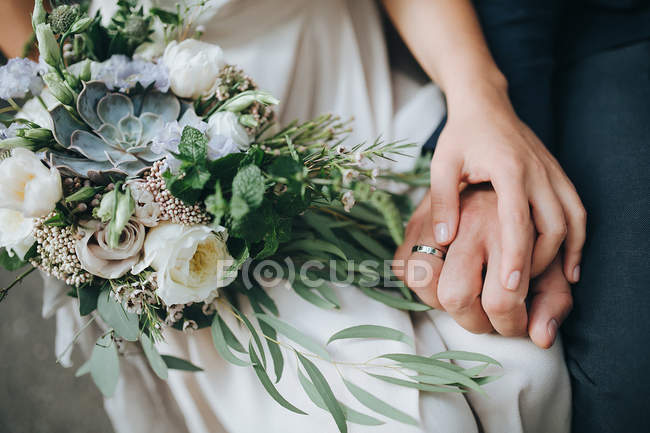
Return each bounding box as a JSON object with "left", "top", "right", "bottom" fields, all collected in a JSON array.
[
  {"left": 506, "top": 270, "right": 521, "bottom": 290},
  {"left": 547, "top": 318, "right": 558, "bottom": 343},
  {"left": 572, "top": 265, "right": 581, "bottom": 282},
  {"left": 435, "top": 223, "right": 449, "bottom": 244}
]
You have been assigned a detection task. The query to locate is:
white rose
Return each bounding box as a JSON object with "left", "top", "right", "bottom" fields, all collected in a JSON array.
[
  {"left": 134, "top": 223, "right": 236, "bottom": 305},
  {"left": 162, "top": 39, "right": 225, "bottom": 99},
  {"left": 0, "top": 148, "right": 62, "bottom": 217},
  {"left": 206, "top": 111, "right": 251, "bottom": 151},
  {"left": 0, "top": 209, "right": 35, "bottom": 260}
]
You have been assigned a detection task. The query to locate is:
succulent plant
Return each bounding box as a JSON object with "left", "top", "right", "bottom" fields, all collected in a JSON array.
[{"left": 49, "top": 81, "right": 180, "bottom": 182}]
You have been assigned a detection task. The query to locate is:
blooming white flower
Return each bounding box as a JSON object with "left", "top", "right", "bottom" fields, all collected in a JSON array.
[
  {"left": 0, "top": 209, "right": 35, "bottom": 260},
  {"left": 342, "top": 190, "right": 356, "bottom": 212},
  {"left": 91, "top": 55, "right": 170, "bottom": 93},
  {"left": 162, "top": 39, "right": 224, "bottom": 99},
  {"left": 133, "top": 222, "right": 236, "bottom": 305},
  {"left": 206, "top": 111, "right": 251, "bottom": 151},
  {"left": 0, "top": 58, "right": 45, "bottom": 101},
  {"left": 0, "top": 148, "right": 62, "bottom": 218},
  {"left": 152, "top": 108, "right": 242, "bottom": 170},
  {"left": 76, "top": 219, "right": 146, "bottom": 279},
  {"left": 16, "top": 88, "right": 58, "bottom": 130},
  {"left": 125, "top": 179, "right": 163, "bottom": 227}
]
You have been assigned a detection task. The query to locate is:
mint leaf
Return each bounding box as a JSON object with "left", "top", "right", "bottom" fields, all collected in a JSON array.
[
  {"left": 163, "top": 165, "right": 210, "bottom": 205},
  {"left": 177, "top": 126, "right": 207, "bottom": 164},
  {"left": 205, "top": 180, "right": 227, "bottom": 225},
  {"left": 232, "top": 164, "right": 265, "bottom": 209}
]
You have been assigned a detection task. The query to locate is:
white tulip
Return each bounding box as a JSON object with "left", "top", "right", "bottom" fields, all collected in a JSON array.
[
  {"left": 133, "top": 222, "right": 236, "bottom": 305},
  {"left": 206, "top": 111, "right": 251, "bottom": 151},
  {"left": 162, "top": 39, "right": 225, "bottom": 99},
  {"left": 0, "top": 148, "right": 62, "bottom": 218},
  {"left": 0, "top": 209, "right": 35, "bottom": 260}
]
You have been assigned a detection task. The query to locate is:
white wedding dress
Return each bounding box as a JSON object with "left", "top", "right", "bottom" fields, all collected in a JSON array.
[{"left": 44, "top": 1, "right": 571, "bottom": 432}]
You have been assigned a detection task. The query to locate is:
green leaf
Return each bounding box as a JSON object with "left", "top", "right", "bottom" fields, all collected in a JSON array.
[
  {"left": 256, "top": 314, "right": 331, "bottom": 361},
  {"left": 249, "top": 341, "right": 306, "bottom": 415},
  {"left": 388, "top": 360, "right": 484, "bottom": 393},
  {"left": 249, "top": 296, "right": 284, "bottom": 382},
  {"left": 358, "top": 287, "right": 430, "bottom": 312},
  {"left": 296, "top": 352, "right": 347, "bottom": 433},
  {"left": 327, "top": 325, "right": 414, "bottom": 347},
  {"left": 178, "top": 126, "right": 207, "bottom": 163},
  {"left": 106, "top": 185, "right": 135, "bottom": 249},
  {"left": 255, "top": 229, "right": 280, "bottom": 260},
  {"left": 210, "top": 311, "right": 249, "bottom": 366},
  {"left": 96, "top": 291, "right": 140, "bottom": 341},
  {"left": 231, "top": 305, "right": 266, "bottom": 369},
  {"left": 232, "top": 164, "right": 265, "bottom": 212},
  {"left": 161, "top": 355, "right": 203, "bottom": 372},
  {"left": 75, "top": 359, "right": 91, "bottom": 377},
  {"left": 283, "top": 239, "right": 347, "bottom": 261},
  {"left": 379, "top": 354, "right": 463, "bottom": 372},
  {"left": 78, "top": 284, "right": 101, "bottom": 316},
  {"left": 366, "top": 373, "right": 463, "bottom": 393},
  {"left": 431, "top": 350, "right": 502, "bottom": 367},
  {"left": 218, "top": 314, "right": 247, "bottom": 354},
  {"left": 347, "top": 228, "right": 393, "bottom": 261},
  {"left": 89, "top": 334, "right": 120, "bottom": 398},
  {"left": 163, "top": 165, "right": 211, "bottom": 205},
  {"left": 140, "top": 333, "right": 168, "bottom": 380},
  {"left": 293, "top": 280, "right": 338, "bottom": 310},
  {"left": 150, "top": 7, "right": 179, "bottom": 24},
  {"left": 65, "top": 186, "right": 102, "bottom": 203},
  {"left": 205, "top": 180, "right": 227, "bottom": 225},
  {"left": 297, "top": 369, "right": 383, "bottom": 426},
  {"left": 343, "top": 379, "right": 418, "bottom": 426},
  {"left": 248, "top": 285, "right": 279, "bottom": 316},
  {"left": 0, "top": 248, "right": 28, "bottom": 271}
]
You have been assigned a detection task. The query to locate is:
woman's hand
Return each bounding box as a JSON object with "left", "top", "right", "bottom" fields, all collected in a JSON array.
[{"left": 432, "top": 82, "right": 586, "bottom": 289}]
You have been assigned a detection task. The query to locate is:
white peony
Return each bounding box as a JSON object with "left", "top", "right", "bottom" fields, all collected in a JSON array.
[
  {"left": 0, "top": 209, "right": 35, "bottom": 260},
  {"left": 206, "top": 111, "right": 251, "bottom": 151},
  {"left": 0, "top": 148, "right": 62, "bottom": 218},
  {"left": 133, "top": 223, "right": 236, "bottom": 305},
  {"left": 162, "top": 39, "right": 225, "bottom": 99}
]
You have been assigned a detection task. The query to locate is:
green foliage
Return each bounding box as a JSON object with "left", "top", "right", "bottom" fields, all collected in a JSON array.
[
  {"left": 96, "top": 290, "right": 140, "bottom": 341},
  {"left": 327, "top": 325, "right": 414, "bottom": 347},
  {"left": 0, "top": 249, "right": 28, "bottom": 271},
  {"left": 89, "top": 334, "right": 120, "bottom": 397},
  {"left": 141, "top": 333, "right": 168, "bottom": 380},
  {"left": 163, "top": 126, "right": 212, "bottom": 204},
  {"left": 161, "top": 355, "right": 203, "bottom": 372}
]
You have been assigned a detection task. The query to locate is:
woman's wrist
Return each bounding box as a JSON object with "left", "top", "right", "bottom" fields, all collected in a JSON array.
[{"left": 443, "top": 68, "right": 512, "bottom": 117}]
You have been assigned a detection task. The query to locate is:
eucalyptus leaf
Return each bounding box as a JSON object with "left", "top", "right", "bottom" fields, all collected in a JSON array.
[
  {"left": 230, "top": 305, "right": 266, "bottom": 369},
  {"left": 140, "top": 333, "right": 168, "bottom": 380},
  {"left": 161, "top": 355, "right": 203, "bottom": 372},
  {"left": 366, "top": 373, "right": 463, "bottom": 393},
  {"left": 297, "top": 369, "right": 383, "bottom": 426},
  {"left": 297, "top": 352, "right": 347, "bottom": 433},
  {"left": 96, "top": 291, "right": 140, "bottom": 341},
  {"left": 327, "top": 325, "right": 414, "bottom": 347},
  {"left": 249, "top": 342, "right": 306, "bottom": 415},
  {"left": 284, "top": 239, "right": 347, "bottom": 261},
  {"left": 431, "top": 350, "right": 502, "bottom": 367},
  {"left": 343, "top": 378, "right": 418, "bottom": 426},
  {"left": 358, "top": 287, "right": 430, "bottom": 312},
  {"left": 89, "top": 334, "right": 120, "bottom": 398},
  {"left": 256, "top": 314, "right": 331, "bottom": 361},
  {"left": 293, "top": 280, "right": 338, "bottom": 310},
  {"left": 210, "top": 312, "right": 249, "bottom": 366},
  {"left": 75, "top": 359, "right": 91, "bottom": 377},
  {"left": 249, "top": 297, "right": 284, "bottom": 382},
  {"left": 218, "top": 315, "right": 247, "bottom": 354}
]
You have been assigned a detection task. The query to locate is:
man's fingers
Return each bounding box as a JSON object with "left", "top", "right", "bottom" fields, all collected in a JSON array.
[
  {"left": 529, "top": 175, "right": 567, "bottom": 277},
  {"left": 481, "top": 243, "right": 530, "bottom": 337},
  {"left": 491, "top": 170, "right": 532, "bottom": 290},
  {"left": 528, "top": 256, "right": 573, "bottom": 349},
  {"left": 438, "top": 239, "right": 492, "bottom": 334},
  {"left": 429, "top": 152, "right": 463, "bottom": 246},
  {"left": 393, "top": 196, "right": 430, "bottom": 280},
  {"left": 403, "top": 214, "right": 445, "bottom": 309}
]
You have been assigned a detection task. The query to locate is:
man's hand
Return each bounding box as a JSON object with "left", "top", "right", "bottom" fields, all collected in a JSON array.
[{"left": 393, "top": 185, "right": 572, "bottom": 348}]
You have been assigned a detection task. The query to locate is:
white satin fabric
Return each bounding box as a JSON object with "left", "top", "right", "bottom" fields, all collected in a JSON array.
[{"left": 46, "top": 0, "right": 572, "bottom": 432}]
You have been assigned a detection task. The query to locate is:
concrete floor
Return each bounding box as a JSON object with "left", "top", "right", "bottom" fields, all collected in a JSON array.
[{"left": 0, "top": 268, "right": 114, "bottom": 433}]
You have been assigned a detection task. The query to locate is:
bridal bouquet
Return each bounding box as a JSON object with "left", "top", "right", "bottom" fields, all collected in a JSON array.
[{"left": 0, "top": 2, "right": 500, "bottom": 431}]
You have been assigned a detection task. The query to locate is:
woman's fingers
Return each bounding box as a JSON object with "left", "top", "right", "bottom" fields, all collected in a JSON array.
[
  {"left": 429, "top": 151, "right": 463, "bottom": 246},
  {"left": 491, "top": 167, "right": 532, "bottom": 291},
  {"left": 550, "top": 171, "right": 587, "bottom": 283},
  {"left": 528, "top": 173, "right": 567, "bottom": 277},
  {"left": 528, "top": 256, "right": 573, "bottom": 349}
]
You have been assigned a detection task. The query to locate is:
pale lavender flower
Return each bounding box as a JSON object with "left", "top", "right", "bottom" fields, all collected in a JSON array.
[
  {"left": 0, "top": 123, "right": 22, "bottom": 140},
  {"left": 0, "top": 58, "right": 45, "bottom": 100},
  {"left": 91, "top": 55, "right": 170, "bottom": 92}
]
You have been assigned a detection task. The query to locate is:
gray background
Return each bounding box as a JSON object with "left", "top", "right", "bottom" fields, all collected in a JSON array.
[{"left": 0, "top": 269, "right": 114, "bottom": 433}]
